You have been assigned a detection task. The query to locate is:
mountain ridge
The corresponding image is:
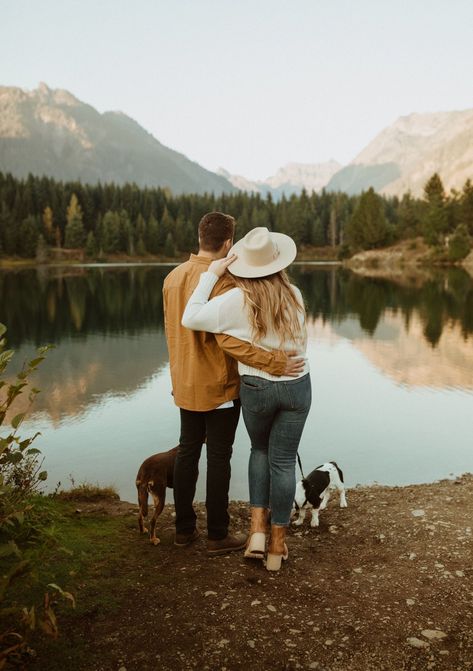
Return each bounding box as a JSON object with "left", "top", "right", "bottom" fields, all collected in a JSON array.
[
  {"left": 326, "top": 108, "right": 473, "bottom": 196},
  {"left": 218, "top": 160, "right": 342, "bottom": 199},
  {"left": 1, "top": 84, "right": 472, "bottom": 198},
  {"left": 0, "top": 83, "right": 236, "bottom": 195}
]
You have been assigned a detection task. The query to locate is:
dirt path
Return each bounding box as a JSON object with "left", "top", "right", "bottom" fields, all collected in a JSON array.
[{"left": 33, "top": 475, "right": 473, "bottom": 671}]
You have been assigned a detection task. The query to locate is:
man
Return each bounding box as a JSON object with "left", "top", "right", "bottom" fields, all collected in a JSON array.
[{"left": 163, "top": 212, "right": 304, "bottom": 555}]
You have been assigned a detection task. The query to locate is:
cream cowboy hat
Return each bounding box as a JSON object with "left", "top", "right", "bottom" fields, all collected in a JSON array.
[{"left": 228, "top": 227, "right": 297, "bottom": 278}]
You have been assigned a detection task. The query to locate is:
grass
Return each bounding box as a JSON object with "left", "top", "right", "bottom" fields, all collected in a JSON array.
[
  {"left": 55, "top": 482, "right": 120, "bottom": 502},
  {"left": 0, "top": 490, "right": 137, "bottom": 670}
]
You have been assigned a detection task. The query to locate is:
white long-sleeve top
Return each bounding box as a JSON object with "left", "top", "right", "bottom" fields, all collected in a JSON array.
[{"left": 182, "top": 271, "right": 309, "bottom": 381}]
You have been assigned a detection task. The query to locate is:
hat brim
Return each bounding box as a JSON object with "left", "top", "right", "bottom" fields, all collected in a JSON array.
[{"left": 228, "top": 232, "right": 297, "bottom": 278}]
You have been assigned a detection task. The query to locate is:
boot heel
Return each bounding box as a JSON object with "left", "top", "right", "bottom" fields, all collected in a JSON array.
[
  {"left": 266, "top": 552, "right": 283, "bottom": 571},
  {"left": 266, "top": 543, "right": 288, "bottom": 572},
  {"left": 244, "top": 532, "right": 266, "bottom": 559}
]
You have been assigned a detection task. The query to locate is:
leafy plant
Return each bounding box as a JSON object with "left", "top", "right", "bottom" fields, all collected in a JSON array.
[{"left": 0, "top": 323, "right": 74, "bottom": 666}]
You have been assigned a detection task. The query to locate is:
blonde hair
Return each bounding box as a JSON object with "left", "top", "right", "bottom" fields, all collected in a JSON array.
[{"left": 233, "top": 270, "right": 306, "bottom": 347}]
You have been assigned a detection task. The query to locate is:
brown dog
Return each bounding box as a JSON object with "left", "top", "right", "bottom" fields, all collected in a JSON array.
[{"left": 135, "top": 446, "right": 178, "bottom": 545}]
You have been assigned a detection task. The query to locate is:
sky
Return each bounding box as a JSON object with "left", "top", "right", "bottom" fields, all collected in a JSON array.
[{"left": 1, "top": 0, "right": 473, "bottom": 180}]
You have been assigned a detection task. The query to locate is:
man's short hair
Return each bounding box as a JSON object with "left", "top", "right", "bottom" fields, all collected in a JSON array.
[{"left": 198, "top": 212, "right": 236, "bottom": 252}]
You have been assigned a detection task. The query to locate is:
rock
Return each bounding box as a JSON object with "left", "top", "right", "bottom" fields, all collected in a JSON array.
[
  {"left": 353, "top": 568, "right": 363, "bottom": 573},
  {"left": 247, "top": 640, "right": 255, "bottom": 648},
  {"left": 267, "top": 605, "right": 277, "bottom": 612},
  {"left": 251, "top": 599, "right": 261, "bottom": 606},
  {"left": 324, "top": 639, "right": 334, "bottom": 646},
  {"left": 204, "top": 591, "right": 217, "bottom": 597},
  {"left": 406, "top": 599, "right": 415, "bottom": 606},
  {"left": 217, "top": 639, "right": 229, "bottom": 648},
  {"left": 421, "top": 630, "right": 447, "bottom": 640},
  {"left": 409, "top": 553, "right": 417, "bottom": 560},
  {"left": 411, "top": 509, "right": 425, "bottom": 517},
  {"left": 455, "top": 570, "right": 465, "bottom": 577},
  {"left": 407, "top": 637, "right": 430, "bottom": 649}
]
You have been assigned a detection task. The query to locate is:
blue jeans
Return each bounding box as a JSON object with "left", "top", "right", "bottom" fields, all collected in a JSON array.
[{"left": 239, "top": 373, "right": 311, "bottom": 526}]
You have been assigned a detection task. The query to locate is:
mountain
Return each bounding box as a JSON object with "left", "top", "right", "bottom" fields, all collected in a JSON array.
[
  {"left": 0, "top": 83, "right": 236, "bottom": 195},
  {"left": 326, "top": 109, "right": 473, "bottom": 196},
  {"left": 218, "top": 160, "right": 342, "bottom": 199}
]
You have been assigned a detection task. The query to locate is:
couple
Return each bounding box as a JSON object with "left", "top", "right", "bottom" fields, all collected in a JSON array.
[{"left": 163, "top": 211, "right": 311, "bottom": 571}]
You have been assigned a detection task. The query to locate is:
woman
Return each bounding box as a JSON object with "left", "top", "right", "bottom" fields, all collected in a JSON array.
[{"left": 182, "top": 226, "right": 311, "bottom": 571}]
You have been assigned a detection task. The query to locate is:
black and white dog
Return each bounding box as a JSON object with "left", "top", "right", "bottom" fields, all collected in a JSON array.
[{"left": 293, "top": 461, "right": 347, "bottom": 528}]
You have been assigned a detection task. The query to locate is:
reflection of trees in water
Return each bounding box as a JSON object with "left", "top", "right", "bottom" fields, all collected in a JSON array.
[
  {"left": 0, "top": 266, "right": 170, "bottom": 346},
  {"left": 291, "top": 266, "right": 473, "bottom": 347},
  {"left": 1, "top": 265, "right": 473, "bottom": 349}
]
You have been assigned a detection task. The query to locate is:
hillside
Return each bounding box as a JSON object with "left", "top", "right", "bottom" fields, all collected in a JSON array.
[
  {"left": 327, "top": 109, "right": 473, "bottom": 196},
  {"left": 0, "top": 83, "right": 236, "bottom": 195}
]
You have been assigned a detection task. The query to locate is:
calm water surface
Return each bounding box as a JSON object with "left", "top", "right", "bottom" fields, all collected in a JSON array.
[{"left": 1, "top": 263, "right": 473, "bottom": 502}]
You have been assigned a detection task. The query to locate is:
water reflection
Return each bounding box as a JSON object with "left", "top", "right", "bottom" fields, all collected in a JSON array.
[
  {"left": 293, "top": 265, "right": 473, "bottom": 347},
  {"left": 1, "top": 264, "right": 473, "bottom": 423},
  {"left": 0, "top": 265, "right": 168, "bottom": 347}
]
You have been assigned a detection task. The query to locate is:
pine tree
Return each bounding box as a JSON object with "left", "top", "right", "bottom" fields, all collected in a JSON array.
[
  {"left": 164, "top": 232, "right": 176, "bottom": 258},
  {"left": 146, "top": 215, "right": 160, "bottom": 254},
  {"left": 398, "top": 192, "right": 421, "bottom": 238},
  {"left": 85, "top": 231, "right": 97, "bottom": 258},
  {"left": 42, "top": 205, "right": 54, "bottom": 244},
  {"left": 422, "top": 173, "right": 448, "bottom": 246},
  {"left": 345, "top": 188, "right": 388, "bottom": 250},
  {"left": 118, "top": 210, "right": 131, "bottom": 253},
  {"left": 136, "top": 237, "right": 146, "bottom": 256},
  {"left": 448, "top": 224, "right": 471, "bottom": 261},
  {"left": 65, "top": 193, "right": 85, "bottom": 248},
  {"left": 102, "top": 211, "right": 120, "bottom": 253},
  {"left": 18, "top": 215, "right": 40, "bottom": 258},
  {"left": 461, "top": 179, "right": 473, "bottom": 235}
]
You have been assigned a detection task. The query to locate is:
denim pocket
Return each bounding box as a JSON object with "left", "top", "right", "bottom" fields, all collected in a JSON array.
[
  {"left": 240, "top": 376, "right": 269, "bottom": 414},
  {"left": 285, "top": 374, "right": 312, "bottom": 412}
]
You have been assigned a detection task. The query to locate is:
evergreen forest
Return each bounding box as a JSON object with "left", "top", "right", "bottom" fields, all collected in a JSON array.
[{"left": 0, "top": 171, "right": 472, "bottom": 261}]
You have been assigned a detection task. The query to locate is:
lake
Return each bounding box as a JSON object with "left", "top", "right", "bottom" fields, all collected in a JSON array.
[{"left": 1, "top": 263, "right": 472, "bottom": 503}]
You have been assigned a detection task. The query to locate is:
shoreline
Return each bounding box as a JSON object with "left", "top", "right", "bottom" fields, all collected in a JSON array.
[{"left": 109, "top": 470, "right": 473, "bottom": 509}]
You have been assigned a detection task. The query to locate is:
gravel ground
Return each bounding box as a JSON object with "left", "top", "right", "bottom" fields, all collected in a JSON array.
[{"left": 40, "top": 474, "right": 473, "bottom": 671}]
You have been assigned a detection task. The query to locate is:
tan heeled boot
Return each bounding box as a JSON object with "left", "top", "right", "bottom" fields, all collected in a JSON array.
[
  {"left": 266, "top": 525, "right": 289, "bottom": 571},
  {"left": 244, "top": 507, "right": 269, "bottom": 560}
]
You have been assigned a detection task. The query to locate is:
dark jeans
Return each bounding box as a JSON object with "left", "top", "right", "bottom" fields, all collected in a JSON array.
[
  {"left": 240, "top": 374, "right": 311, "bottom": 525},
  {"left": 174, "top": 400, "right": 241, "bottom": 540}
]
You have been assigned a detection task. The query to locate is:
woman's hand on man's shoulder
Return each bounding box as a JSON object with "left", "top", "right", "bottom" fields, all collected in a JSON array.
[{"left": 208, "top": 254, "right": 238, "bottom": 278}]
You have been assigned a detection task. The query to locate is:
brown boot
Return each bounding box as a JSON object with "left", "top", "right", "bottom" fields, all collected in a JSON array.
[
  {"left": 207, "top": 533, "right": 247, "bottom": 556},
  {"left": 266, "top": 525, "right": 289, "bottom": 571},
  {"left": 244, "top": 507, "right": 269, "bottom": 560}
]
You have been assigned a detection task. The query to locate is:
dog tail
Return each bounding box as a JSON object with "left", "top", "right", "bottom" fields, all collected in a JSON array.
[
  {"left": 136, "top": 480, "right": 149, "bottom": 517},
  {"left": 330, "top": 461, "right": 344, "bottom": 483}
]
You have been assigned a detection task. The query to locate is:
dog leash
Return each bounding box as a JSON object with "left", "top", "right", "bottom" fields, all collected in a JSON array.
[{"left": 296, "top": 452, "right": 305, "bottom": 479}]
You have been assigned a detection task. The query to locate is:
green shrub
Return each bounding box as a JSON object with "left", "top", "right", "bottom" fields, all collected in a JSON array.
[
  {"left": 448, "top": 224, "right": 471, "bottom": 262},
  {"left": 0, "top": 324, "right": 73, "bottom": 664}
]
